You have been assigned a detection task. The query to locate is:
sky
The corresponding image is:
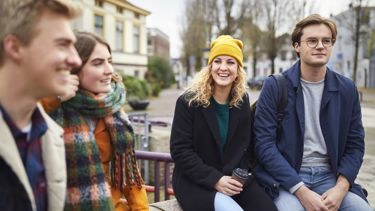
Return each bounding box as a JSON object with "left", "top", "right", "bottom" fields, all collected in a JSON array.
[{"left": 128, "top": 0, "right": 353, "bottom": 58}]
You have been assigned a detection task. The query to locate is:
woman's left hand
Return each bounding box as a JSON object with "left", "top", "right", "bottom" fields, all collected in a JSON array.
[
  {"left": 214, "top": 176, "right": 243, "bottom": 196},
  {"left": 59, "top": 74, "right": 79, "bottom": 102}
]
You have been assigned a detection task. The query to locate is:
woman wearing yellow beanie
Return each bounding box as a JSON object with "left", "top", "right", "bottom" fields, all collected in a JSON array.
[{"left": 170, "top": 35, "right": 277, "bottom": 211}]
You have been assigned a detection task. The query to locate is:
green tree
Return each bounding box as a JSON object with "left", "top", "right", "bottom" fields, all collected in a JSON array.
[{"left": 146, "top": 55, "right": 174, "bottom": 89}]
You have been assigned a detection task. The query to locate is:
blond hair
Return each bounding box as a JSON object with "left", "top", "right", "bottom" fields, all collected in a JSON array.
[
  {"left": 184, "top": 65, "right": 247, "bottom": 108},
  {"left": 0, "top": 0, "right": 81, "bottom": 65}
]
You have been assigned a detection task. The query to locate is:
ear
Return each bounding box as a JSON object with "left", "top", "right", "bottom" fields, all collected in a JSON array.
[
  {"left": 3, "top": 35, "right": 23, "bottom": 62},
  {"left": 293, "top": 42, "right": 300, "bottom": 54}
]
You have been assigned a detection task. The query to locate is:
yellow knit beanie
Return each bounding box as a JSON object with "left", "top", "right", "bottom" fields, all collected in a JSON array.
[{"left": 208, "top": 35, "right": 243, "bottom": 67}]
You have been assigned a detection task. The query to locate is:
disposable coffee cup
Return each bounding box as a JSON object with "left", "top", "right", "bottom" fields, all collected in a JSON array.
[{"left": 232, "top": 168, "right": 249, "bottom": 185}]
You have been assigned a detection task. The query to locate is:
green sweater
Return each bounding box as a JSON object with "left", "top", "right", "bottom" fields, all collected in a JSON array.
[{"left": 211, "top": 97, "right": 229, "bottom": 151}]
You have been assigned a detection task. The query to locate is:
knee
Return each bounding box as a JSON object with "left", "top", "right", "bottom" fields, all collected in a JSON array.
[
  {"left": 341, "top": 192, "right": 372, "bottom": 211},
  {"left": 214, "top": 192, "right": 243, "bottom": 211},
  {"left": 274, "top": 190, "right": 304, "bottom": 211}
]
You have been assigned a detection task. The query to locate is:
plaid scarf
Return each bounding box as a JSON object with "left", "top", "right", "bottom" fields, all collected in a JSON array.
[{"left": 50, "top": 80, "right": 143, "bottom": 211}]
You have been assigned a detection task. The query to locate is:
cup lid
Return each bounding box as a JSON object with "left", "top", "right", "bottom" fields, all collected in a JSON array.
[{"left": 233, "top": 168, "right": 248, "bottom": 178}]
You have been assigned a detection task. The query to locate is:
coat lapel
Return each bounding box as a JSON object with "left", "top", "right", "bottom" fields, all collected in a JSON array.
[
  {"left": 321, "top": 70, "right": 338, "bottom": 111},
  {"left": 226, "top": 106, "right": 241, "bottom": 144},
  {"left": 0, "top": 111, "right": 36, "bottom": 211},
  {"left": 296, "top": 86, "right": 305, "bottom": 136},
  {"left": 288, "top": 61, "right": 305, "bottom": 137},
  {"left": 38, "top": 104, "right": 66, "bottom": 211},
  {"left": 202, "top": 104, "right": 223, "bottom": 153}
]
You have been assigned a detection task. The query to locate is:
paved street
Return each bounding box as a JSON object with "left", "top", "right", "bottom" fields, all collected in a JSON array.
[{"left": 127, "top": 86, "right": 375, "bottom": 208}]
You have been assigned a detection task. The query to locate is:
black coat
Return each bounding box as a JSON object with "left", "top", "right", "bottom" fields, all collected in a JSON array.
[
  {"left": 0, "top": 159, "right": 33, "bottom": 211},
  {"left": 170, "top": 94, "right": 276, "bottom": 211}
]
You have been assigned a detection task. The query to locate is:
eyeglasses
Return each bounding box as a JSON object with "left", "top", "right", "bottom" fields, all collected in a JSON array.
[{"left": 299, "top": 38, "right": 334, "bottom": 48}]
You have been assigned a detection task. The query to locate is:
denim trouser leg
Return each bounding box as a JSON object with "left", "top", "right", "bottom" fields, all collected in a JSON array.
[
  {"left": 214, "top": 192, "right": 243, "bottom": 211},
  {"left": 275, "top": 166, "right": 372, "bottom": 211}
]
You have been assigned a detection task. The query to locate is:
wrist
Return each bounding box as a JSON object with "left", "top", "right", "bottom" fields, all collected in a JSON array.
[
  {"left": 336, "top": 174, "right": 350, "bottom": 192},
  {"left": 294, "top": 185, "right": 309, "bottom": 198}
]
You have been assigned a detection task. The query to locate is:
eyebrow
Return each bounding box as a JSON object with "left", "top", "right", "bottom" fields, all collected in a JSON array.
[
  {"left": 90, "top": 56, "right": 112, "bottom": 63},
  {"left": 305, "top": 36, "right": 332, "bottom": 39},
  {"left": 90, "top": 58, "right": 105, "bottom": 63},
  {"left": 55, "top": 37, "right": 75, "bottom": 44},
  {"left": 214, "top": 57, "right": 235, "bottom": 60}
]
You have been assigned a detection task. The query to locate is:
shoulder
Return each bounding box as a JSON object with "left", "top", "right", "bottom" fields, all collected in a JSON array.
[
  {"left": 37, "top": 104, "right": 64, "bottom": 137},
  {"left": 238, "top": 93, "right": 250, "bottom": 109},
  {"left": 177, "top": 92, "right": 199, "bottom": 108},
  {"left": 329, "top": 70, "right": 357, "bottom": 92}
]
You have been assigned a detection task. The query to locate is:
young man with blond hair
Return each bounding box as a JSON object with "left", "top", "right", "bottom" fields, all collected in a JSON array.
[
  {"left": 254, "top": 14, "right": 372, "bottom": 211},
  {"left": 0, "top": 0, "right": 81, "bottom": 210}
]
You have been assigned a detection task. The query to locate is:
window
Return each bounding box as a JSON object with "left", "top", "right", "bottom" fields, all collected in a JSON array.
[
  {"left": 133, "top": 26, "right": 140, "bottom": 53},
  {"left": 95, "top": 0, "right": 103, "bottom": 7},
  {"left": 116, "top": 6, "right": 123, "bottom": 14},
  {"left": 94, "top": 15, "right": 104, "bottom": 36},
  {"left": 134, "top": 13, "right": 140, "bottom": 19},
  {"left": 116, "top": 20, "right": 124, "bottom": 50},
  {"left": 280, "top": 50, "right": 287, "bottom": 61},
  {"left": 134, "top": 70, "right": 140, "bottom": 78}
]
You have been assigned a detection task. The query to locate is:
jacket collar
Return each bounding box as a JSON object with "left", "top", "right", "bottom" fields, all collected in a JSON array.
[{"left": 287, "top": 60, "right": 338, "bottom": 92}]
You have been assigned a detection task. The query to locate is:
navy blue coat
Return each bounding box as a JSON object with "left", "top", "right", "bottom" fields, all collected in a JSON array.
[{"left": 254, "top": 61, "right": 366, "bottom": 200}]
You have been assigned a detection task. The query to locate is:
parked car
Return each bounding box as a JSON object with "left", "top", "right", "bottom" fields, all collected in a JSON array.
[{"left": 247, "top": 76, "right": 267, "bottom": 90}]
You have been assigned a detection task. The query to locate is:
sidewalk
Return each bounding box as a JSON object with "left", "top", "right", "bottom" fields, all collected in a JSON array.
[{"left": 127, "top": 86, "right": 375, "bottom": 208}]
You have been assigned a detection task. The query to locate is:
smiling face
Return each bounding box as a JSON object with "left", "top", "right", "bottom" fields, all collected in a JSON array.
[
  {"left": 78, "top": 43, "right": 113, "bottom": 95},
  {"left": 294, "top": 24, "right": 333, "bottom": 68},
  {"left": 211, "top": 55, "right": 239, "bottom": 90},
  {"left": 19, "top": 10, "right": 81, "bottom": 98}
]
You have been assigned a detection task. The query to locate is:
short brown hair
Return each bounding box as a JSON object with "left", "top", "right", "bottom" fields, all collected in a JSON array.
[
  {"left": 291, "top": 14, "right": 337, "bottom": 56},
  {"left": 0, "top": 0, "right": 81, "bottom": 65},
  {"left": 72, "top": 31, "right": 112, "bottom": 74}
]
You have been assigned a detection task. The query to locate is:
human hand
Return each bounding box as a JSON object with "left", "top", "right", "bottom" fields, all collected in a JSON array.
[
  {"left": 322, "top": 175, "right": 349, "bottom": 211},
  {"left": 59, "top": 74, "right": 79, "bottom": 102},
  {"left": 214, "top": 176, "right": 243, "bottom": 196},
  {"left": 295, "top": 185, "right": 329, "bottom": 211}
]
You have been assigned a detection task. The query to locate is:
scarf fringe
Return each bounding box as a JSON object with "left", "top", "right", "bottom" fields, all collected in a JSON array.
[{"left": 110, "top": 150, "right": 143, "bottom": 193}]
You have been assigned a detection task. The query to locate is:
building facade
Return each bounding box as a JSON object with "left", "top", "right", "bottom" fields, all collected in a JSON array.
[
  {"left": 330, "top": 7, "right": 375, "bottom": 87},
  {"left": 72, "top": 0, "right": 150, "bottom": 79},
  {"left": 147, "top": 28, "right": 170, "bottom": 59}
]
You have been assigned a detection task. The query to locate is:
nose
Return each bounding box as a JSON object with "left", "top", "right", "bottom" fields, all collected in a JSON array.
[
  {"left": 219, "top": 62, "right": 229, "bottom": 70},
  {"left": 104, "top": 62, "right": 114, "bottom": 75},
  {"left": 316, "top": 40, "right": 325, "bottom": 49},
  {"left": 67, "top": 47, "right": 82, "bottom": 67}
]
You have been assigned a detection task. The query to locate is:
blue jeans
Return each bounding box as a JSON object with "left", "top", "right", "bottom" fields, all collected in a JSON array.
[
  {"left": 274, "top": 166, "right": 372, "bottom": 211},
  {"left": 214, "top": 192, "right": 243, "bottom": 211}
]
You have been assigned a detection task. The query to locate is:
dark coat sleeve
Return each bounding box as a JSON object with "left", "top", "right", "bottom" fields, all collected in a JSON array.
[{"left": 170, "top": 96, "right": 223, "bottom": 189}]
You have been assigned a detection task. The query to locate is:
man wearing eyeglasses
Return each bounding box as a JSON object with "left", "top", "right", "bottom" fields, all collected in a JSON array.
[{"left": 254, "top": 14, "right": 372, "bottom": 211}]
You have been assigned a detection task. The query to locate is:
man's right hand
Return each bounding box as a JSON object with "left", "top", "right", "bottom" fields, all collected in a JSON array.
[
  {"left": 295, "top": 185, "right": 329, "bottom": 211},
  {"left": 59, "top": 74, "right": 79, "bottom": 102}
]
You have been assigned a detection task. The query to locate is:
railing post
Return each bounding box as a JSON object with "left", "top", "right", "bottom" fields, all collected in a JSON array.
[
  {"left": 135, "top": 150, "right": 174, "bottom": 203},
  {"left": 143, "top": 113, "right": 149, "bottom": 184},
  {"left": 164, "top": 161, "right": 170, "bottom": 200},
  {"left": 154, "top": 160, "right": 160, "bottom": 202}
]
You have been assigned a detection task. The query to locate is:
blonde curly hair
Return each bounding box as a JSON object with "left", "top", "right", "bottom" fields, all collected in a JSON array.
[{"left": 184, "top": 64, "right": 247, "bottom": 108}]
